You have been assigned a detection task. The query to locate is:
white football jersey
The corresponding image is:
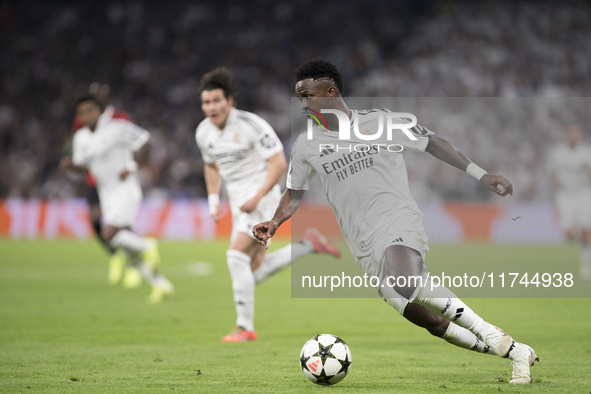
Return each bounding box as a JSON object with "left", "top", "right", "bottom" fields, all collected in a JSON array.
[
  {"left": 72, "top": 112, "right": 150, "bottom": 196},
  {"left": 547, "top": 143, "right": 591, "bottom": 192},
  {"left": 287, "top": 108, "right": 433, "bottom": 258},
  {"left": 195, "top": 108, "right": 283, "bottom": 205}
]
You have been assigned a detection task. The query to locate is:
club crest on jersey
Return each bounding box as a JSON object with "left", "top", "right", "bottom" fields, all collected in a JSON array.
[{"left": 233, "top": 133, "right": 240, "bottom": 143}]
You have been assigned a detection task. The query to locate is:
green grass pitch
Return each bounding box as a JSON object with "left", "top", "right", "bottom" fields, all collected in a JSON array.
[{"left": 1, "top": 239, "right": 590, "bottom": 393}]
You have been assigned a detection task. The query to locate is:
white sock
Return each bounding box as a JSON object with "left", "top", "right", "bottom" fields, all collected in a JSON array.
[
  {"left": 111, "top": 230, "right": 149, "bottom": 252},
  {"left": 227, "top": 249, "right": 255, "bottom": 331},
  {"left": 137, "top": 261, "right": 158, "bottom": 286},
  {"left": 253, "top": 241, "right": 314, "bottom": 284},
  {"left": 123, "top": 248, "right": 157, "bottom": 286},
  {"left": 411, "top": 277, "right": 492, "bottom": 341},
  {"left": 442, "top": 322, "right": 496, "bottom": 356}
]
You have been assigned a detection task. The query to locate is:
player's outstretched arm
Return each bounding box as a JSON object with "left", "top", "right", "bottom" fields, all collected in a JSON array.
[
  {"left": 425, "top": 136, "right": 513, "bottom": 197},
  {"left": 204, "top": 162, "right": 223, "bottom": 222},
  {"left": 253, "top": 188, "right": 305, "bottom": 248}
]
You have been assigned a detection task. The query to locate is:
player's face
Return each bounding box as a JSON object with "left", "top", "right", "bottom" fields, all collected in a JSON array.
[
  {"left": 201, "top": 89, "right": 234, "bottom": 129},
  {"left": 295, "top": 78, "right": 339, "bottom": 113},
  {"left": 76, "top": 101, "right": 102, "bottom": 130}
]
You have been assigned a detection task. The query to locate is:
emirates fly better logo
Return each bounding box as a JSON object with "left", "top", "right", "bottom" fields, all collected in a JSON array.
[{"left": 303, "top": 107, "right": 419, "bottom": 153}]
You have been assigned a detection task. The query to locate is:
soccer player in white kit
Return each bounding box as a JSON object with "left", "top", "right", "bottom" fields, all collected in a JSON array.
[
  {"left": 195, "top": 68, "right": 340, "bottom": 342},
  {"left": 547, "top": 125, "right": 591, "bottom": 280},
  {"left": 60, "top": 95, "right": 174, "bottom": 303},
  {"left": 253, "top": 59, "right": 538, "bottom": 384}
]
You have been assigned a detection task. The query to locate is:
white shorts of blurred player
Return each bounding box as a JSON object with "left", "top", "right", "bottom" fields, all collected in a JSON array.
[
  {"left": 229, "top": 184, "right": 281, "bottom": 241},
  {"left": 99, "top": 184, "right": 143, "bottom": 228},
  {"left": 555, "top": 188, "right": 591, "bottom": 230},
  {"left": 356, "top": 214, "right": 430, "bottom": 315}
]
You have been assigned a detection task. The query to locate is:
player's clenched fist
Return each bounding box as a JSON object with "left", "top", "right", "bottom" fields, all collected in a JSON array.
[
  {"left": 252, "top": 220, "right": 278, "bottom": 248},
  {"left": 481, "top": 174, "right": 513, "bottom": 197}
]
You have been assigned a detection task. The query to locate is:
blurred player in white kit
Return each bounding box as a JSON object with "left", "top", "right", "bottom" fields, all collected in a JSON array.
[
  {"left": 547, "top": 124, "right": 591, "bottom": 280},
  {"left": 195, "top": 68, "right": 340, "bottom": 342},
  {"left": 67, "top": 83, "right": 138, "bottom": 287},
  {"left": 60, "top": 95, "right": 174, "bottom": 303}
]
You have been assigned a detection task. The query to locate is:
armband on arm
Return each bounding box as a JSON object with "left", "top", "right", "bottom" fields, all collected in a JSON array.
[
  {"left": 466, "top": 163, "right": 487, "bottom": 181},
  {"left": 208, "top": 193, "right": 220, "bottom": 216}
]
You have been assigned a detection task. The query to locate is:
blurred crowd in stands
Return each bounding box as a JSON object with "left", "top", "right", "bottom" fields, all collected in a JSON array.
[{"left": 1, "top": 0, "right": 589, "bottom": 202}]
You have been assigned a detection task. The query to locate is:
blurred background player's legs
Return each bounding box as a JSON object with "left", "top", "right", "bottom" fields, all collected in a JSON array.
[
  {"left": 221, "top": 228, "right": 340, "bottom": 342},
  {"left": 85, "top": 185, "right": 127, "bottom": 284},
  {"left": 252, "top": 228, "right": 341, "bottom": 284},
  {"left": 86, "top": 186, "right": 114, "bottom": 254},
  {"left": 564, "top": 227, "right": 591, "bottom": 281},
  {"left": 100, "top": 188, "right": 174, "bottom": 303},
  {"left": 104, "top": 225, "right": 174, "bottom": 303},
  {"left": 557, "top": 190, "right": 591, "bottom": 281},
  {"left": 98, "top": 188, "right": 176, "bottom": 300}
]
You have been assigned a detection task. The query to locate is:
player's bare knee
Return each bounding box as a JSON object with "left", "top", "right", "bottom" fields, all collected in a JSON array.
[
  {"left": 403, "top": 303, "right": 449, "bottom": 337},
  {"left": 426, "top": 320, "right": 449, "bottom": 338},
  {"left": 250, "top": 247, "right": 266, "bottom": 272},
  {"left": 101, "top": 226, "right": 118, "bottom": 242}
]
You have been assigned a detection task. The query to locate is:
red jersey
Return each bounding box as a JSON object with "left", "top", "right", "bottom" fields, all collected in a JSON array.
[{"left": 72, "top": 106, "right": 131, "bottom": 187}]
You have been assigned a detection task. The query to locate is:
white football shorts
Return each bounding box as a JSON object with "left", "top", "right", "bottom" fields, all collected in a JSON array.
[
  {"left": 356, "top": 213, "right": 430, "bottom": 315},
  {"left": 99, "top": 183, "right": 142, "bottom": 228},
  {"left": 230, "top": 184, "right": 281, "bottom": 240},
  {"left": 556, "top": 188, "right": 591, "bottom": 230}
]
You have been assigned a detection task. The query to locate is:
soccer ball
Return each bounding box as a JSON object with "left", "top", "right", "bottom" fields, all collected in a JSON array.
[{"left": 299, "top": 334, "right": 352, "bottom": 385}]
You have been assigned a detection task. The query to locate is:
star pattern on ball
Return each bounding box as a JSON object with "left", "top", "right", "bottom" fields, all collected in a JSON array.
[
  {"left": 337, "top": 352, "right": 351, "bottom": 374},
  {"left": 314, "top": 343, "right": 333, "bottom": 364},
  {"left": 314, "top": 369, "right": 332, "bottom": 385}
]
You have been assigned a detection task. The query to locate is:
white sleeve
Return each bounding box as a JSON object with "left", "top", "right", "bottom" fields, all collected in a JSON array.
[
  {"left": 72, "top": 133, "right": 88, "bottom": 166},
  {"left": 242, "top": 112, "right": 283, "bottom": 159},
  {"left": 286, "top": 135, "right": 316, "bottom": 190},
  {"left": 195, "top": 125, "right": 215, "bottom": 164},
  {"left": 115, "top": 120, "right": 150, "bottom": 152}
]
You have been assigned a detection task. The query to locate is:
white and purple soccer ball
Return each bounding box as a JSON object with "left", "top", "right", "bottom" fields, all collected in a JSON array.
[{"left": 300, "top": 334, "right": 352, "bottom": 385}]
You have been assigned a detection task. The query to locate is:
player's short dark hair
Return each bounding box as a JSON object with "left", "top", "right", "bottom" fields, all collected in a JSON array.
[
  {"left": 200, "top": 67, "right": 237, "bottom": 100},
  {"left": 75, "top": 94, "right": 102, "bottom": 109},
  {"left": 295, "top": 59, "right": 344, "bottom": 94}
]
